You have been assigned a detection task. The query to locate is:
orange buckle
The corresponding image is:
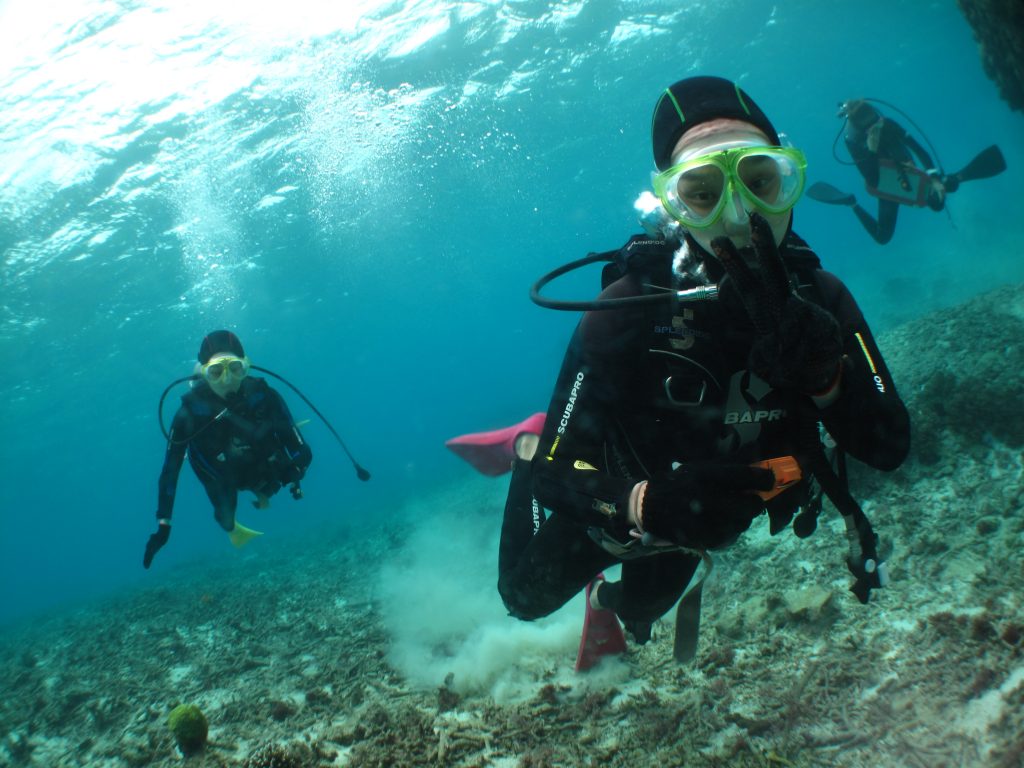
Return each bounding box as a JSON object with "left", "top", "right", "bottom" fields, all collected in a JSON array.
[{"left": 753, "top": 456, "right": 802, "bottom": 500}]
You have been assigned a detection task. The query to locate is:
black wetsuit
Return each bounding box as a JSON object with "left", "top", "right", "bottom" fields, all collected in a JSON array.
[
  {"left": 498, "top": 234, "right": 909, "bottom": 626},
  {"left": 847, "top": 117, "right": 942, "bottom": 244},
  {"left": 157, "top": 377, "right": 312, "bottom": 530}
]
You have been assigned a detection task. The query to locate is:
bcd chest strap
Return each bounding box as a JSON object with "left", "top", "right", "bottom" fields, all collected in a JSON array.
[{"left": 183, "top": 378, "right": 273, "bottom": 443}]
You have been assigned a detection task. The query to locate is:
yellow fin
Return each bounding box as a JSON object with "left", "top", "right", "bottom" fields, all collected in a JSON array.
[{"left": 228, "top": 521, "right": 264, "bottom": 548}]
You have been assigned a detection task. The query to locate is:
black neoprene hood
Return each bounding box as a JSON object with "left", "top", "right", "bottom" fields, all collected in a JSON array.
[
  {"left": 651, "top": 76, "right": 781, "bottom": 170},
  {"left": 198, "top": 330, "right": 245, "bottom": 364}
]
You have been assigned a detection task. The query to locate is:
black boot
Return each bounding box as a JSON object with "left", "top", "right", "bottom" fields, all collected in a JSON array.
[{"left": 623, "top": 619, "right": 653, "bottom": 645}]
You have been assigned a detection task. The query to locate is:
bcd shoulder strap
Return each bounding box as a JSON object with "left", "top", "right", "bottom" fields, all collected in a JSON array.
[{"left": 600, "top": 235, "right": 679, "bottom": 290}]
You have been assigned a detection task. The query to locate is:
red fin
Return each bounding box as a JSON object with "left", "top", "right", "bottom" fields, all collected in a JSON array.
[
  {"left": 575, "top": 574, "right": 627, "bottom": 672},
  {"left": 445, "top": 413, "right": 546, "bottom": 476}
]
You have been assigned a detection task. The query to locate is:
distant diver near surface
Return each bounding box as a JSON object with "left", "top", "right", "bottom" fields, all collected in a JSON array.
[
  {"left": 807, "top": 97, "right": 1006, "bottom": 244},
  {"left": 143, "top": 330, "right": 370, "bottom": 569}
]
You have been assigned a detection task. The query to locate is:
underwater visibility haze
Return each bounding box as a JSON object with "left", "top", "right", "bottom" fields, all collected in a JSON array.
[{"left": 2, "top": 1, "right": 1024, "bottom": 766}]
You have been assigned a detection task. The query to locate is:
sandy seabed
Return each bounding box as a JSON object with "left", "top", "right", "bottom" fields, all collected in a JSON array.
[{"left": 3, "top": 287, "right": 1024, "bottom": 768}]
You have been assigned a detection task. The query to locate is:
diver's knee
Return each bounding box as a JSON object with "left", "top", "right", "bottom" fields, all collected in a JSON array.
[
  {"left": 213, "top": 508, "right": 235, "bottom": 531},
  {"left": 497, "top": 577, "right": 551, "bottom": 622},
  {"left": 504, "top": 603, "right": 548, "bottom": 622}
]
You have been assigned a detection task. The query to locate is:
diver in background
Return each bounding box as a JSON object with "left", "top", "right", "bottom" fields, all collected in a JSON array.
[
  {"left": 143, "top": 330, "right": 313, "bottom": 568},
  {"left": 808, "top": 98, "right": 1006, "bottom": 244}
]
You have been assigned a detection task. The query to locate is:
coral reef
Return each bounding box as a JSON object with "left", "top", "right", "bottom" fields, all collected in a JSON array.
[
  {"left": 882, "top": 283, "right": 1024, "bottom": 459},
  {"left": 957, "top": 0, "right": 1024, "bottom": 111}
]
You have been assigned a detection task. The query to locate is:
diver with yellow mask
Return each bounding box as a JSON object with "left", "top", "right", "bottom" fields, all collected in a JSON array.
[
  {"left": 499, "top": 76, "right": 910, "bottom": 669},
  {"left": 143, "top": 330, "right": 369, "bottom": 568}
]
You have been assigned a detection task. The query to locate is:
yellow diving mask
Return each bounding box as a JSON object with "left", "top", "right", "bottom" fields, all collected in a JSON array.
[
  {"left": 653, "top": 145, "right": 807, "bottom": 229},
  {"left": 201, "top": 355, "right": 250, "bottom": 384}
]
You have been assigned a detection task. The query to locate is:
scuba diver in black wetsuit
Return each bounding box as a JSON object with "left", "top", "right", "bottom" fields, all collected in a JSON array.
[
  {"left": 143, "top": 330, "right": 370, "bottom": 569},
  {"left": 497, "top": 77, "right": 911, "bottom": 664},
  {"left": 807, "top": 98, "right": 1006, "bottom": 244}
]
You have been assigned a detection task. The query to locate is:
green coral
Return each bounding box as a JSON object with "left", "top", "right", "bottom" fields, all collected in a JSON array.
[{"left": 167, "top": 703, "right": 208, "bottom": 756}]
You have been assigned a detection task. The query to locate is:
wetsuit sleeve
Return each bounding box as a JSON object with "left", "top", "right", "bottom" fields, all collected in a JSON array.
[
  {"left": 156, "top": 406, "right": 190, "bottom": 520},
  {"left": 816, "top": 271, "right": 910, "bottom": 470},
  {"left": 267, "top": 387, "right": 312, "bottom": 474},
  {"left": 846, "top": 135, "right": 879, "bottom": 188},
  {"left": 529, "top": 279, "right": 648, "bottom": 533},
  {"left": 902, "top": 133, "right": 935, "bottom": 171}
]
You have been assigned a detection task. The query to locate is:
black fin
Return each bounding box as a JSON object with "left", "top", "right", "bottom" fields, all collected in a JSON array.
[
  {"left": 806, "top": 181, "right": 856, "bottom": 206},
  {"left": 954, "top": 145, "right": 1006, "bottom": 183}
]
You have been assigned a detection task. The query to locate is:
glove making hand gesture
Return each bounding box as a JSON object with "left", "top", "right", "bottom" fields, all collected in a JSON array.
[
  {"left": 712, "top": 213, "right": 842, "bottom": 396},
  {"left": 636, "top": 463, "right": 775, "bottom": 550}
]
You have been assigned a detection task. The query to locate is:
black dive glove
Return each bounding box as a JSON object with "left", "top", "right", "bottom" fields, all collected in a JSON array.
[
  {"left": 847, "top": 549, "right": 889, "bottom": 604},
  {"left": 639, "top": 463, "right": 774, "bottom": 550},
  {"left": 845, "top": 520, "right": 889, "bottom": 604},
  {"left": 712, "top": 213, "right": 843, "bottom": 394},
  {"left": 143, "top": 522, "right": 170, "bottom": 569}
]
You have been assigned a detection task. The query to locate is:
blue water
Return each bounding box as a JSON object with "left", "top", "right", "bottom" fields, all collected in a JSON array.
[{"left": 1, "top": 0, "right": 1021, "bottom": 627}]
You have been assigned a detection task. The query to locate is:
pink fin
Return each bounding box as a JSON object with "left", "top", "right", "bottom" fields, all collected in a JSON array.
[
  {"left": 575, "top": 574, "right": 627, "bottom": 672},
  {"left": 444, "top": 412, "right": 546, "bottom": 476}
]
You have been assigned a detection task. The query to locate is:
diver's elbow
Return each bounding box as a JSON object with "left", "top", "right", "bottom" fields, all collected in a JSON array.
[{"left": 865, "top": 419, "right": 911, "bottom": 471}]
